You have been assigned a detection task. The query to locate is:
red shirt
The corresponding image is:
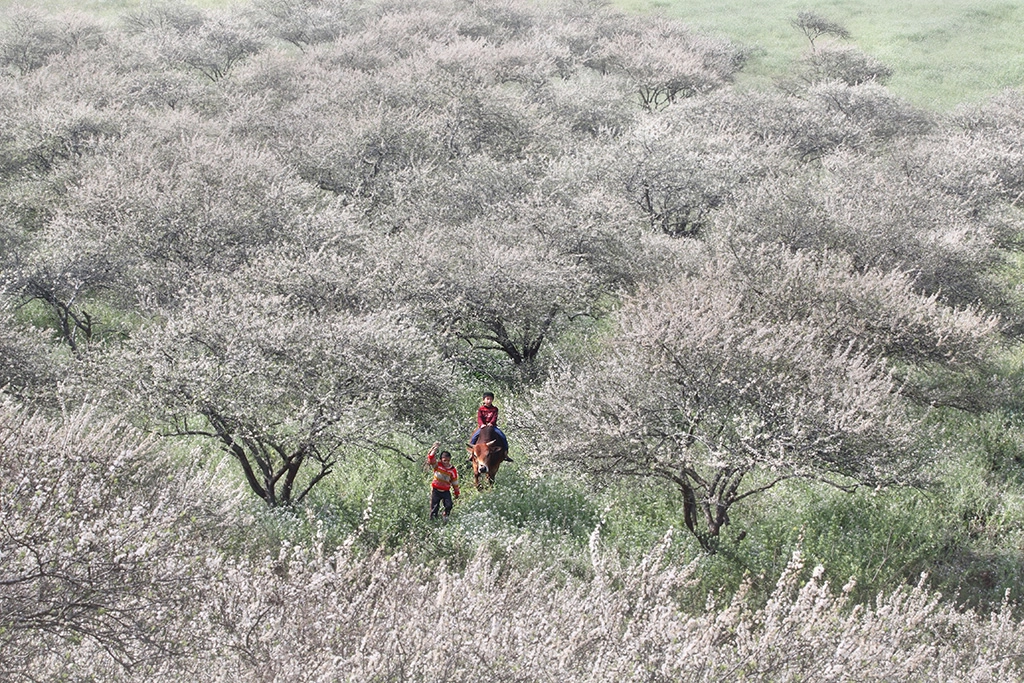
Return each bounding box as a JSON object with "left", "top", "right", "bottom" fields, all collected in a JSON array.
[
  {"left": 477, "top": 405, "right": 499, "bottom": 428},
  {"left": 427, "top": 452, "right": 459, "bottom": 495}
]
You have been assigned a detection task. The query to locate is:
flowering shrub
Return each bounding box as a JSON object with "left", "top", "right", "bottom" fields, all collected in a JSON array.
[
  {"left": 5, "top": 401, "right": 1024, "bottom": 681},
  {"left": 0, "top": 400, "right": 243, "bottom": 680},
  {"left": 106, "top": 276, "right": 456, "bottom": 505},
  {"left": 3, "top": 0, "right": 1024, "bottom": 675},
  {"left": 0, "top": 300, "right": 55, "bottom": 398}
]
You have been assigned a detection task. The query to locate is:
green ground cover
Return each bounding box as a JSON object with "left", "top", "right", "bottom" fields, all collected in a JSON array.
[{"left": 619, "top": 0, "right": 1024, "bottom": 109}]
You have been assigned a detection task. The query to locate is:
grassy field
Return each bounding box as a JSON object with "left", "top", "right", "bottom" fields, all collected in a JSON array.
[
  {"left": 619, "top": 0, "right": 1024, "bottom": 109},
  {"left": 3, "top": 0, "right": 1023, "bottom": 108}
]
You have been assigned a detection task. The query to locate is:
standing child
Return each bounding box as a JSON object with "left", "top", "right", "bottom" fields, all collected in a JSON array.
[
  {"left": 469, "top": 391, "right": 508, "bottom": 451},
  {"left": 426, "top": 442, "right": 459, "bottom": 521}
]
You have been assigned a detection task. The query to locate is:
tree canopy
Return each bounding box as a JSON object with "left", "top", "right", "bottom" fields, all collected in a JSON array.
[
  {"left": 1, "top": 0, "right": 1018, "bottom": 518},
  {"left": 4, "top": 0, "right": 1024, "bottom": 674}
]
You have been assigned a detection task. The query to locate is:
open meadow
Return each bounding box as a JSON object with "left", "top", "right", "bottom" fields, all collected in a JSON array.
[
  {"left": 4, "top": 0, "right": 1024, "bottom": 679},
  {"left": 625, "top": 0, "right": 1024, "bottom": 109}
]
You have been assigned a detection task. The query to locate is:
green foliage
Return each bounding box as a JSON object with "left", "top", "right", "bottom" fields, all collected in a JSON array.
[
  {"left": 304, "top": 445, "right": 602, "bottom": 565},
  {"left": 460, "top": 468, "right": 601, "bottom": 541},
  {"left": 596, "top": 478, "right": 694, "bottom": 554},
  {"left": 733, "top": 486, "right": 946, "bottom": 600},
  {"left": 315, "top": 448, "right": 435, "bottom": 547}
]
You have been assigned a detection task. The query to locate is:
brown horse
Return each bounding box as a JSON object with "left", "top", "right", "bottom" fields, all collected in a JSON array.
[{"left": 467, "top": 424, "right": 510, "bottom": 489}]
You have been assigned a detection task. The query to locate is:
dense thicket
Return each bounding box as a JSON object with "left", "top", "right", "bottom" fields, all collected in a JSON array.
[
  {"left": 4, "top": 0, "right": 1024, "bottom": 677},
  {"left": 4, "top": 401, "right": 1024, "bottom": 680}
]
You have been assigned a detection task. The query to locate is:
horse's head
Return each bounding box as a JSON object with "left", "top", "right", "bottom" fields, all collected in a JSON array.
[{"left": 467, "top": 425, "right": 507, "bottom": 489}]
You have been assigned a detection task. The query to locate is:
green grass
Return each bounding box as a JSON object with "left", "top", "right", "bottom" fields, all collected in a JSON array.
[{"left": 616, "top": 0, "right": 1024, "bottom": 110}]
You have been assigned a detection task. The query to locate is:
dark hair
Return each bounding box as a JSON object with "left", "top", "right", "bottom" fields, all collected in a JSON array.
[
  {"left": 483, "top": 392, "right": 494, "bottom": 399},
  {"left": 439, "top": 450, "right": 451, "bottom": 459}
]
